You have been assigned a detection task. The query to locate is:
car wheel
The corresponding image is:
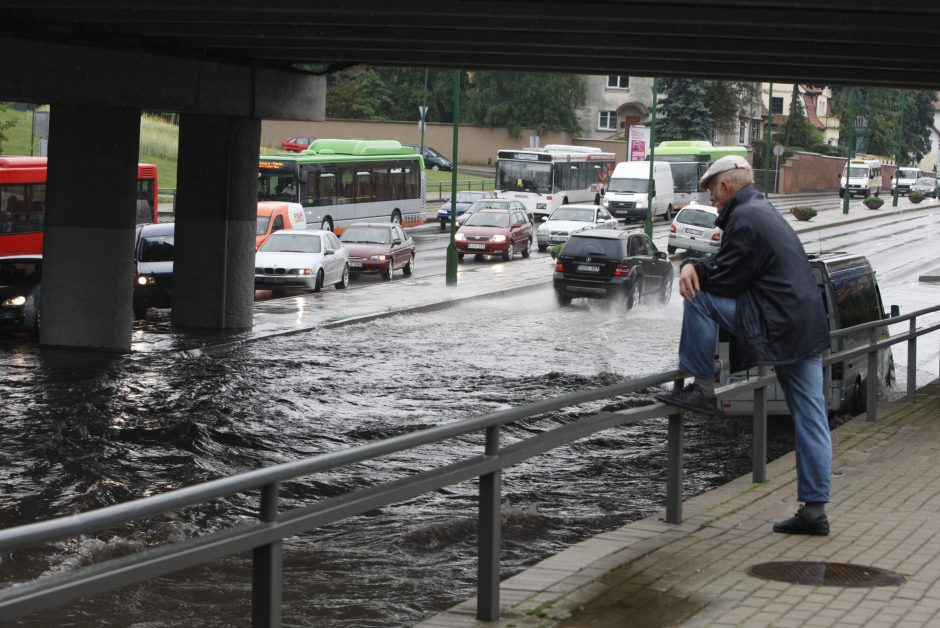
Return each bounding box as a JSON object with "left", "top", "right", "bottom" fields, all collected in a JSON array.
[
  {"left": 521, "top": 239, "right": 531, "bottom": 258},
  {"left": 391, "top": 210, "right": 401, "bottom": 225},
  {"left": 133, "top": 304, "right": 147, "bottom": 319},
  {"left": 403, "top": 254, "right": 415, "bottom": 276},
  {"left": 322, "top": 217, "right": 334, "bottom": 233},
  {"left": 659, "top": 271, "right": 673, "bottom": 304},
  {"left": 502, "top": 242, "right": 514, "bottom": 261},
  {"left": 439, "top": 223, "right": 447, "bottom": 231},
  {"left": 30, "top": 307, "right": 41, "bottom": 340},
  {"left": 335, "top": 264, "right": 350, "bottom": 289},
  {"left": 626, "top": 278, "right": 641, "bottom": 310},
  {"left": 431, "top": 164, "right": 440, "bottom": 171},
  {"left": 556, "top": 291, "right": 572, "bottom": 307},
  {"left": 885, "top": 356, "right": 896, "bottom": 387},
  {"left": 382, "top": 261, "right": 394, "bottom": 280},
  {"left": 667, "top": 245, "right": 677, "bottom": 255},
  {"left": 457, "top": 252, "right": 465, "bottom": 261},
  {"left": 538, "top": 243, "right": 548, "bottom": 252},
  {"left": 310, "top": 269, "right": 324, "bottom": 293},
  {"left": 664, "top": 205, "right": 674, "bottom": 221}
]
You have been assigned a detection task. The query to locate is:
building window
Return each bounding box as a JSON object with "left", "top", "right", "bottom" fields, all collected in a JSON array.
[
  {"left": 751, "top": 123, "right": 760, "bottom": 143},
  {"left": 598, "top": 111, "right": 618, "bottom": 130},
  {"left": 818, "top": 99, "right": 826, "bottom": 116},
  {"left": 738, "top": 120, "right": 748, "bottom": 145},
  {"left": 607, "top": 75, "right": 629, "bottom": 89},
  {"left": 770, "top": 97, "right": 784, "bottom": 115}
]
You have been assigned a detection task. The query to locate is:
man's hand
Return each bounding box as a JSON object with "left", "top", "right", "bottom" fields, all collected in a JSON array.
[{"left": 678, "top": 263, "right": 701, "bottom": 303}]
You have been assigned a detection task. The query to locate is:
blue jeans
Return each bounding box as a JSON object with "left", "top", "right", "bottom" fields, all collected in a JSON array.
[{"left": 678, "top": 292, "right": 831, "bottom": 503}]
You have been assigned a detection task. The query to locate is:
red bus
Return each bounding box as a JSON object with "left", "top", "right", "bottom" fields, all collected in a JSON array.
[{"left": 0, "top": 156, "right": 158, "bottom": 256}]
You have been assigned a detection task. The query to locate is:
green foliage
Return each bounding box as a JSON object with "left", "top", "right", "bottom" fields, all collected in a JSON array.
[
  {"left": 863, "top": 195, "right": 884, "bottom": 209},
  {"left": 0, "top": 113, "right": 16, "bottom": 154},
  {"left": 139, "top": 114, "right": 178, "bottom": 161},
  {"left": 549, "top": 243, "right": 563, "bottom": 259},
  {"left": 791, "top": 206, "right": 817, "bottom": 221},
  {"left": 908, "top": 190, "right": 925, "bottom": 203},
  {"left": 659, "top": 78, "right": 712, "bottom": 141},
  {"left": 781, "top": 85, "right": 822, "bottom": 150},
  {"left": 830, "top": 87, "right": 937, "bottom": 163},
  {"left": 704, "top": 81, "right": 758, "bottom": 135}
]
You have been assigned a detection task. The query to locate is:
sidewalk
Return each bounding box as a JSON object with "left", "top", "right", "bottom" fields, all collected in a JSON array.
[{"left": 417, "top": 382, "right": 940, "bottom": 627}]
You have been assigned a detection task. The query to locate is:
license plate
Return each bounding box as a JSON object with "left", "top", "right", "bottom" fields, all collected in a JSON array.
[
  {"left": 468, "top": 243, "right": 486, "bottom": 250},
  {"left": 686, "top": 228, "right": 702, "bottom": 235},
  {"left": 349, "top": 260, "right": 362, "bottom": 268},
  {"left": 577, "top": 264, "right": 600, "bottom": 273}
]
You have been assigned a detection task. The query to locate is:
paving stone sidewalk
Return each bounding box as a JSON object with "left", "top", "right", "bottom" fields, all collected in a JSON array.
[{"left": 418, "top": 382, "right": 940, "bottom": 627}]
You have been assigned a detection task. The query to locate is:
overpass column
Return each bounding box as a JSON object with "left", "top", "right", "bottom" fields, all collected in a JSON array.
[
  {"left": 41, "top": 105, "right": 140, "bottom": 351},
  {"left": 172, "top": 115, "right": 260, "bottom": 330}
]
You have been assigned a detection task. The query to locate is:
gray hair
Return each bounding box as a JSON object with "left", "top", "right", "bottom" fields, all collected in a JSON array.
[{"left": 715, "top": 167, "right": 754, "bottom": 192}]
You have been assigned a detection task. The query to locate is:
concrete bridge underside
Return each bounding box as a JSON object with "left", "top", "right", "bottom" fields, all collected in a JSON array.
[{"left": 0, "top": 1, "right": 937, "bottom": 350}]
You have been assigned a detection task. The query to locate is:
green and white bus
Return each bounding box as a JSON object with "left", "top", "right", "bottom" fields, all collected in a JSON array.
[
  {"left": 258, "top": 139, "right": 425, "bottom": 233},
  {"left": 651, "top": 141, "right": 748, "bottom": 207}
]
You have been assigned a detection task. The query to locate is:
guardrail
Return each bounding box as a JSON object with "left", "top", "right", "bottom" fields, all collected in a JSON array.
[
  {"left": 1, "top": 304, "right": 938, "bottom": 625},
  {"left": 425, "top": 178, "right": 495, "bottom": 202}
]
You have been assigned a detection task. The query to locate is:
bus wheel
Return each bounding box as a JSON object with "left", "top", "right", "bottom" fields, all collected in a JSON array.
[
  {"left": 562, "top": 197, "right": 569, "bottom": 206},
  {"left": 322, "top": 217, "right": 334, "bottom": 233},
  {"left": 664, "top": 205, "right": 673, "bottom": 221},
  {"left": 391, "top": 210, "right": 402, "bottom": 224}
]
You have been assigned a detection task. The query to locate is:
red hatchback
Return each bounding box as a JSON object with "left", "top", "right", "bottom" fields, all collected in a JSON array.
[
  {"left": 338, "top": 223, "right": 416, "bottom": 280},
  {"left": 280, "top": 136, "right": 315, "bottom": 152},
  {"left": 455, "top": 208, "right": 533, "bottom": 261}
]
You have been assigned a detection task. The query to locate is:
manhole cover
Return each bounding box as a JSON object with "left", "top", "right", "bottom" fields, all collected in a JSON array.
[{"left": 749, "top": 561, "right": 905, "bottom": 587}]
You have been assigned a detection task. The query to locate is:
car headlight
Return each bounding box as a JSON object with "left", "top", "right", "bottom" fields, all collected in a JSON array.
[
  {"left": 2, "top": 295, "right": 26, "bottom": 307},
  {"left": 298, "top": 268, "right": 314, "bottom": 275},
  {"left": 636, "top": 201, "right": 646, "bottom": 208},
  {"left": 370, "top": 255, "right": 387, "bottom": 261},
  {"left": 601, "top": 197, "right": 609, "bottom": 207},
  {"left": 137, "top": 275, "right": 155, "bottom": 285},
  {"left": 455, "top": 232, "right": 466, "bottom": 241},
  {"left": 536, "top": 203, "right": 547, "bottom": 210},
  {"left": 490, "top": 234, "right": 507, "bottom": 243}
]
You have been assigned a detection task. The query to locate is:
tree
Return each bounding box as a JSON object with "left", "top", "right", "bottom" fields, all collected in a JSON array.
[
  {"left": 704, "top": 80, "right": 758, "bottom": 137},
  {"left": 658, "top": 78, "right": 712, "bottom": 141},
  {"left": 462, "top": 71, "right": 584, "bottom": 137},
  {"left": 781, "top": 84, "right": 821, "bottom": 150},
  {"left": 0, "top": 110, "right": 16, "bottom": 154}
]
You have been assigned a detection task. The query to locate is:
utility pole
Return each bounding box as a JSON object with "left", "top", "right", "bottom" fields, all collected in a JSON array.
[
  {"left": 446, "top": 70, "right": 461, "bottom": 286},
  {"left": 645, "top": 77, "right": 659, "bottom": 238},
  {"left": 892, "top": 90, "right": 906, "bottom": 208},
  {"left": 843, "top": 87, "right": 857, "bottom": 215},
  {"left": 764, "top": 83, "right": 773, "bottom": 195}
]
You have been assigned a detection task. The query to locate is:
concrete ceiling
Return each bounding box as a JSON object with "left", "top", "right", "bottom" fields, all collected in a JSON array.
[{"left": 1, "top": 1, "right": 939, "bottom": 90}]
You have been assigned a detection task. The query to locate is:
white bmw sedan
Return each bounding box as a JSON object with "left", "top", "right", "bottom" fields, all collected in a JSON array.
[
  {"left": 255, "top": 230, "right": 350, "bottom": 293},
  {"left": 536, "top": 203, "right": 619, "bottom": 251}
]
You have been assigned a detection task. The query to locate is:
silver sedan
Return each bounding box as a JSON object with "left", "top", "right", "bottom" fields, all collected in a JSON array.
[{"left": 536, "top": 204, "right": 619, "bottom": 251}]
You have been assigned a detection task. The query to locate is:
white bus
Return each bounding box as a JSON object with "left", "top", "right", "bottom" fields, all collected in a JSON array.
[
  {"left": 494, "top": 145, "right": 616, "bottom": 222},
  {"left": 258, "top": 139, "right": 425, "bottom": 234}
]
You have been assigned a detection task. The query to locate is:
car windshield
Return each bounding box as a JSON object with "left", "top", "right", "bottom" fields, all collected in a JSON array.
[
  {"left": 562, "top": 236, "right": 621, "bottom": 257},
  {"left": 260, "top": 234, "right": 321, "bottom": 253},
  {"left": 467, "top": 200, "right": 510, "bottom": 213},
  {"left": 550, "top": 207, "right": 595, "bottom": 222},
  {"left": 456, "top": 191, "right": 487, "bottom": 203},
  {"left": 914, "top": 178, "right": 934, "bottom": 186},
  {"left": 138, "top": 235, "right": 175, "bottom": 262},
  {"left": 0, "top": 259, "right": 41, "bottom": 284},
  {"left": 465, "top": 212, "right": 510, "bottom": 228},
  {"left": 256, "top": 216, "right": 270, "bottom": 236},
  {"left": 340, "top": 227, "right": 391, "bottom": 244},
  {"left": 677, "top": 208, "right": 717, "bottom": 228},
  {"left": 607, "top": 177, "right": 649, "bottom": 193},
  {"left": 846, "top": 167, "right": 867, "bottom": 178}
]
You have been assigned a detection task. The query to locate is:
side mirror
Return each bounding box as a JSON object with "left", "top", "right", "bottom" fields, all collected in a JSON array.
[
  {"left": 324, "top": 249, "right": 334, "bottom": 256},
  {"left": 511, "top": 223, "right": 521, "bottom": 230},
  {"left": 541, "top": 216, "right": 548, "bottom": 222},
  {"left": 655, "top": 251, "right": 668, "bottom": 260},
  {"left": 596, "top": 218, "right": 606, "bottom": 223},
  {"left": 393, "top": 239, "right": 402, "bottom": 246},
  {"left": 890, "top": 304, "right": 900, "bottom": 318}
]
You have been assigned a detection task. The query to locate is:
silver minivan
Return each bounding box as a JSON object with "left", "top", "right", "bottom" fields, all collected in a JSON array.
[{"left": 717, "top": 253, "right": 895, "bottom": 417}]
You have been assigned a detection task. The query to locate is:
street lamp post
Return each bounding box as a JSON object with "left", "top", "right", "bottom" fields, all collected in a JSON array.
[
  {"left": 446, "top": 69, "right": 461, "bottom": 286},
  {"left": 843, "top": 87, "right": 857, "bottom": 215},
  {"left": 892, "top": 90, "right": 906, "bottom": 208},
  {"left": 764, "top": 83, "right": 774, "bottom": 196},
  {"left": 645, "top": 78, "right": 659, "bottom": 238}
]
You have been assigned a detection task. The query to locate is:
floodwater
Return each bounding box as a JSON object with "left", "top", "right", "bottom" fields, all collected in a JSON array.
[{"left": 0, "top": 289, "right": 803, "bottom": 627}]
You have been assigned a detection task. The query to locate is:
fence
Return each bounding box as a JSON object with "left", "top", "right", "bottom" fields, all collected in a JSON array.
[
  {"left": 424, "top": 177, "right": 495, "bottom": 202},
  {"left": 1, "top": 304, "right": 938, "bottom": 625}
]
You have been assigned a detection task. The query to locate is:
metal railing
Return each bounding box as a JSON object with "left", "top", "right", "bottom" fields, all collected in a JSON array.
[
  {"left": 425, "top": 178, "right": 495, "bottom": 202},
  {"left": 1, "top": 305, "right": 938, "bottom": 625}
]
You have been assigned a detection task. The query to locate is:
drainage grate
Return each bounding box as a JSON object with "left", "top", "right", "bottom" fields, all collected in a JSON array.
[{"left": 749, "top": 561, "right": 905, "bottom": 587}]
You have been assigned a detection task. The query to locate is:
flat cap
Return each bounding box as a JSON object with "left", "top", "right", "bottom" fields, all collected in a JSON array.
[{"left": 699, "top": 155, "right": 752, "bottom": 189}]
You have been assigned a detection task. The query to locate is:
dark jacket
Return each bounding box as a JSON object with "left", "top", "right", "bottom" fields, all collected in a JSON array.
[{"left": 686, "top": 185, "right": 829, "bottom": 367}]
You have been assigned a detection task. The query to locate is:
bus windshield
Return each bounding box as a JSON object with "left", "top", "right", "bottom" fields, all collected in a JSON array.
[
  {"left": 608, "top": 177, "right": 649, "bottom": 193},
  {"left": 668, "top": 163, "right": 703, "bottom": 193},
  {"left": 496, "top": 160, "right": 552, "bottom": 194},
  {"left": 258, "top": 173, "right": 299, "bottom": 202}
]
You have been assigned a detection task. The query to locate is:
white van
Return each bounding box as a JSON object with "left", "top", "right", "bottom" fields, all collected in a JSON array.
[
  {"left": 893, "top": 167, "right": 923, "bottom": 196},
  {"left": 840, "top": 159, "right": 882, "bottom": 198},
  {"left": 717, "top": 253, "right": 896, "bottom": 417},
  {"left": 601, "top": 161, "right": 675, "bottom": 223}
]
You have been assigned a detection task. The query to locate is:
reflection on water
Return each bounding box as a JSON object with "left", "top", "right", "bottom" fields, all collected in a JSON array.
[{"left": 0, "top": 289, "right": 799, "bottom": 626}]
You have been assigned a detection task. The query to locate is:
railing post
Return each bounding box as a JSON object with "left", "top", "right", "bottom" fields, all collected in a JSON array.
[
  {"left": 252, "top": 482, "right": 282, "bottom": 628},
  {"left": 477, "top": 425, "right": 501, "bottom": 620},
  {"left": 665, "top": 377, "right": 685, "bottom": 524},
  {"left": 867, "top": 328, "right": 879, "bottom": 421},
  {"left": 908, "top": 316, "right": 918, "bottom": 401},
  {"left": 752, "top": 366, "right": 768, "bottom": 483}
]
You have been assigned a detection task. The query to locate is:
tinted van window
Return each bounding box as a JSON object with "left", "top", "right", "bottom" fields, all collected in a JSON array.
[
  {"left": 563, "top": 236, "right": 622, "bottom": 257},
  {"left": 830, "top": 263, "right": 881, "bottom": 328}
]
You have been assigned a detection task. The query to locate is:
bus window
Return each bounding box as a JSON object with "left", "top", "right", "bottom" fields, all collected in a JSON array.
[
  {"left": 356, "top": 170, "right": 373, "bottom": 202},
  {"left": 372, "top": 167, "right": 390, "bottom": 202}
]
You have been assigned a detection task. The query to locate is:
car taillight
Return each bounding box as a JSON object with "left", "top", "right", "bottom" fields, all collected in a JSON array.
[
  {"left": 555, "top": 261, "right": 564, "bottom": 272},
  {"left": 670, "top": 224, "right": 676, "bottom": 233},
  {"left": 711, "top": 231, "right": 721, "bottom": 241},
  {"left": 831, "top": 362, "right": 843, "bottom": 381},
  {"left": 614, "top": 264, "right": 629, "bottom": 277}
]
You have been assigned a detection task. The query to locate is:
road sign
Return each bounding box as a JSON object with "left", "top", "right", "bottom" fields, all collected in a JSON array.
[
  {"left": 773, "top": 144, "right": 785, "bottom": 157},
  {"left": 417, "top": 120, "right": 426, "bottom": 132},
  {"left": 418, "top": 105, "right": 428, "bottom": 120}
]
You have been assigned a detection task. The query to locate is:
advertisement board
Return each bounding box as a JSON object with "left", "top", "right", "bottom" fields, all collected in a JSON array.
[{"left": 628, "top": 126, "right": 650, "bottom": 161}]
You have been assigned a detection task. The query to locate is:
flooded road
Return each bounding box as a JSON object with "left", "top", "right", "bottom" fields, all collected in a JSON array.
[{"left": 1, "top": 207, "right": 939, "bottom": 626}]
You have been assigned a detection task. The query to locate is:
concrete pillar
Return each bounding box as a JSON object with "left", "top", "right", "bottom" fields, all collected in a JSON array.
[
  {"left": 172, "top": 115, "right": 259, "bottom": 329},
  {"left": 41, "top": 105, "right": 139, "bottom": 351}
]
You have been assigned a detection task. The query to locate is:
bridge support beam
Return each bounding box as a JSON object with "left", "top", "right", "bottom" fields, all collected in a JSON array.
[
  {"left": 41, "top": 104, "right": 140, "bottom": 351},
  {"left": 171, "top": 114, "right": 260, "bottom": 330}
]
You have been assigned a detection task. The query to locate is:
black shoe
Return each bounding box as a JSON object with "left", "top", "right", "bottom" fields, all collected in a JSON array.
[
  {"left": 773, "top": 505, "right": 830, "bottom": 536},
  {"left": 654, "top": 383, "right": 717, "bottom": 415}
]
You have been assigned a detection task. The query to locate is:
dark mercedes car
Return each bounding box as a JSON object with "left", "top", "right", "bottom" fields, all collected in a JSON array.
[
  {"left": 133, "top": 223, "right": 175, "bottom": 318},
  {"left": 0, "top": 255, "right": 41, "bottom": 337},
  {"left": 553, "top": 230, "right": 673, "bottom": 308}
]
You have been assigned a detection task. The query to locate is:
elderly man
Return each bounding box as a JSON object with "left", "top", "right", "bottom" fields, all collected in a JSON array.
[{"left": 655, "top": 155, "right": 832, "bottom": 536}]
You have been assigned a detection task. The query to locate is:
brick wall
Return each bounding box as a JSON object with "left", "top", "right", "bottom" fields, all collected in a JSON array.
[{"left": 778, "top": 152, "right": 898, "bottom": 194}]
